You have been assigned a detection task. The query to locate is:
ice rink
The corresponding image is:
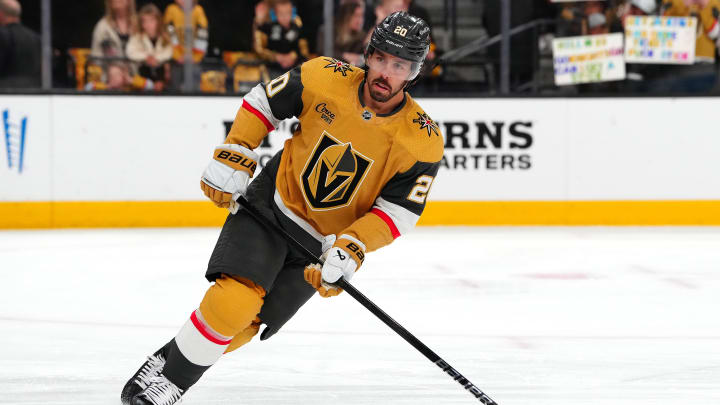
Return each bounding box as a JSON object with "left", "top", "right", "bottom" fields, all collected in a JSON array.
[{"left": 1, "top": 226, "right": 718, "bottom": 405}]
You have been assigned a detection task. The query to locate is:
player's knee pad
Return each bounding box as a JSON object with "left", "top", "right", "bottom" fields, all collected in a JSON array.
[
  {"left": 224, "top": 317, "right": 261, "bottom": 354},
  {"left": 198, "top": 275, "right": 265, "bottom": 337}
]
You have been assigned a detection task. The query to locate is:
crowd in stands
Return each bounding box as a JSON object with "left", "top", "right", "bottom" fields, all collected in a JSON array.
[
  {"left": 539, "top": 0, "right": 720, "bottom": 93},
  {"left": 0, "top": 0, "right": 439, "bottom": 94},
  {"left": 6, "top": 0, "right": 720, "bottom": 94}
]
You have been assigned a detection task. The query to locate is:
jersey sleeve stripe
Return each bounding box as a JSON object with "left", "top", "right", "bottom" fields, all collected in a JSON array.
[
  {"left": 242, "top": 99, "right": 275, "bottom": 132},
  {"left": 371, "top": 208, "right": 401, "bottom": 239},
  {"left": 242, "top": 84, "right": 283, "bottom": 129},
  {"left": 373, "top": 196, "right": 421, "bottom": 236}
]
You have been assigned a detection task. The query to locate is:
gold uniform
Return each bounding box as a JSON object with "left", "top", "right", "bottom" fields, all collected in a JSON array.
[
  {"left": 226, "top": 56, "right": 444, "bottom": 256},
  {"left": 164, "top": 3, "right": 209, "bottom": 63}
]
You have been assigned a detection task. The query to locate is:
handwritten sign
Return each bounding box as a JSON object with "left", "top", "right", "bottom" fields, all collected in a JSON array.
[
  {"left": 624, "top": 16, "right": 696, "bottom": 64},
  {"left": 552, "top": 33, "right": 626, "bottom": 86}
]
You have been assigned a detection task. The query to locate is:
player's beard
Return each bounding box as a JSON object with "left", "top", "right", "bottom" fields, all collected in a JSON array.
[{"left": 369, "top": 78, "right": 403, "bottom": 102}]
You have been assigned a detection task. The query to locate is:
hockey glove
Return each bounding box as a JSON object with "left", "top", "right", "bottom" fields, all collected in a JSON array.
[
  {"left": 304, "top": 235, "right": 366, "bottom": 298},
  {"left": 201, "top": 144, "right": 258, "bottom": 214}
]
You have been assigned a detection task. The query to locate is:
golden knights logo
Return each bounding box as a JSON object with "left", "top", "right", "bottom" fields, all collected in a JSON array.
[
  {"left": 413, "top": 112, "right": 440, "bottom": 137},
  {"left": 322, "top": 57, "right": 353, "bottom": 76},
  {"left": 301, "top": 131, "right": 373, "bottom": 210}
]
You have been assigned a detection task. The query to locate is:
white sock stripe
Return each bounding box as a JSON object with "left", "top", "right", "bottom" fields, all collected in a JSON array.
[
  {"left": 338, "top": 234, "right": 366, "bottom": 252},
  {"left": 174, "top": 316, "right": 229, "bottom": 367},
  {"left": 193, "top": 309, "right": 233, "bottom": 342}
]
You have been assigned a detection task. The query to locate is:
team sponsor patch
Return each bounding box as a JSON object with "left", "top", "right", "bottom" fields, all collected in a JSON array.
[
  {"left": 412, "top": 112, "right": 440, "bottom": 137},
  {"left": 323, "top": 58, "right": 354, "bottom": 76},
  {"left": 301, "top": 131, "right": 373, "bottom": 210},
  {"left": 315, "top": 102, "right": 336, "bottom": 124}
]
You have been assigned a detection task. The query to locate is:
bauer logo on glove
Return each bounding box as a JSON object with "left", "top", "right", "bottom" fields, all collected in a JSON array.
[
  {"left": 304, "top": 234, "right": 366, "bottom": 297},
  {"left": 201, "top": 144, "right": 258, "bottom": 214}
]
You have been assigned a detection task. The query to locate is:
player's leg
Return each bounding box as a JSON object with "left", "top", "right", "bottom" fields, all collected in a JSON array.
[
  {"left": 222, "top": 259, "right": 319, "bottom": 353},
  {"left": 121, "top": 204, "right": 290, "bottom": 405},
  {"left": 257, "top": 261, "right": 318, "bottom": 341},
  {"left": 161, "top": 275, "right": 265, "bottom": 387},
  {"left": 224, "top": 316, "right": 262, "bottom": 353}
]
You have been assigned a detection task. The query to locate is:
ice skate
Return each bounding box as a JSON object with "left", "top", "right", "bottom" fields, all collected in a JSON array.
[
  {"left": 131, "top": 374, "right": 185, "bottom": 405},
  {"left": 120, "top": 348, "right": 167, "bottom": 404}
]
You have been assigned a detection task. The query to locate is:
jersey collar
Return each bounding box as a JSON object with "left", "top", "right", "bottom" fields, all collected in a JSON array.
[{"left": 357, "top": 79, "right": 407, "bottom": 118}]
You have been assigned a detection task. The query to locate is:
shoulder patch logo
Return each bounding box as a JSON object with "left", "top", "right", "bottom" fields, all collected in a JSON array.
[
  {"left": 322, "top": 57, "right": 354, "bottom": 76},
  {"left": 301, "top": 131, "right": 373, "bottom": 211},
  {"left": 412, "top": 112, "right": 440, "bottom": 137}
]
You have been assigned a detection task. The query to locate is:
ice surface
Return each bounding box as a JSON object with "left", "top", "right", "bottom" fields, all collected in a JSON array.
[{"left": 0, "top": 226, "right": 719, "bottom": 404}]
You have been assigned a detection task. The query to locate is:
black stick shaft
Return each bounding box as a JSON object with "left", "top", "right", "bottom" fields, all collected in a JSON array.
[{"left": 236, "top": 196, "right": 498, "bottom": 404}]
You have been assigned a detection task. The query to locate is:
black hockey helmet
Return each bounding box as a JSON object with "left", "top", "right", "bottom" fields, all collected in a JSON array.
[{"left": 366, "top": 11, "right": 431, "bottom": 80}]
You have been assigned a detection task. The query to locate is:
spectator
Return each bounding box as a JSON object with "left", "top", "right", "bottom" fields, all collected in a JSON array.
[
  {"left": 127, "top": 3, "right": 173, "bottom": 86},
  {"left": 584, "top": 1, "right": 609, "bottom": 35},
  {"left": 164, "top": 0, "right": 208, "bottom": 63},
  {"left": 663, "top": 0, "right": 720, "bottom": 64},
  {"left": 587, "top": 11, "right": 609, "bottom": 35},
  {"left": 371, "top": 0, "right": 405, "bottom": 33},
  {"left": 254, "top": 0, "right": 270, "bottom": 26},
  {"left": 317, "top": 1, "right": 366, "bottom": 65},
  {"left": 85, "top": 61, "right": 162, "bottom": 91},
  {"left": 611, "top": 0, "right": 656, "bottom": 32},
  {"left": 552, "top": 1, "right": 585, "bottom": 37},
  {"left": 91, "top": 0, "right": 138, "bottom": 59},
  {"left": 0, "top": 0, "right": 41, "bottom": 88},
  {"left": 254, "top": 0, "right": 310, "bottom": 75}
]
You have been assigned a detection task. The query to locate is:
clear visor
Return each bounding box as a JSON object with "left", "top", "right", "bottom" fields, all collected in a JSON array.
[{"left": 366, "top": 51, "right": 421, "bottom": 80}]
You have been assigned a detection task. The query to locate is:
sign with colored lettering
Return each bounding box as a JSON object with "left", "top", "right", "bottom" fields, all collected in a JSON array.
[
  {"left": 624, "top": 16, "right": 696, "bottom": 64},
  {"left": 552, "top": 33, "right": 625, "bottom": 86}
]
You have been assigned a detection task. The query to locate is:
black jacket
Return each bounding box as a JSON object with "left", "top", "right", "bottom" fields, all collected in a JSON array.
[{"left": 0, "top": 22, "right": 42, "bottom": 88}]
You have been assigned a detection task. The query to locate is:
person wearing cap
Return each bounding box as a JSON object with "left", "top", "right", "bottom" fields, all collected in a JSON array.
[{"left": 120, "top": 11, "right": 443, "bottom": 405}]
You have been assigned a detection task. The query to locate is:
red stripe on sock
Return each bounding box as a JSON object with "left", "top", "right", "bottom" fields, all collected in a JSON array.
[
  {"left": 190, "top": 311, "right": 232, "bottom": 345},
  {"left": 371, "top": 208, "right": 401, "bottom": 239},
  {"left": 242, "top": 100, "right": 275, "bottom": 132}
]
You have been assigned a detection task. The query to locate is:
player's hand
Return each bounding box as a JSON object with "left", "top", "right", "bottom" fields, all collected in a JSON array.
[
  {"left": 201, "top": 144, "right": 258, "bottom": 214},
  {"left": 304, "top": 235, "right": 366, "bottom": 297}
]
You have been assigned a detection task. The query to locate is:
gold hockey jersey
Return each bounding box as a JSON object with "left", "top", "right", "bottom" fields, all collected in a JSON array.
[
  {"left": 164, "top": 3, "right": 208, "bottom": 62},
  {"left": 225, "top": 57, "right": 444, "bottom": 254}
]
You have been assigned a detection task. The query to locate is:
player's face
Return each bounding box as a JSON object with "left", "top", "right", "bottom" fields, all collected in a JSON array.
[{"left": 366, "top": 50, "right": 412, "bottom": 102}]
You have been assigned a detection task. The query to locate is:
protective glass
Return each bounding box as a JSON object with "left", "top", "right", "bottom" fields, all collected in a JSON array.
[{"left": 366, "top": 51, "right": 421, "bottom": 80}]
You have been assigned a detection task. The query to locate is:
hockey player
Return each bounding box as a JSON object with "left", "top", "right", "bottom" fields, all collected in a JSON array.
[{"left": 121, "top": 11, "right": 443, "bottom": 405}]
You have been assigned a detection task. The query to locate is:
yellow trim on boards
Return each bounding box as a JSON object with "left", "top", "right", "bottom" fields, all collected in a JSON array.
[{"left": 1, "top": 200, "right": 720, "bottom": 229}]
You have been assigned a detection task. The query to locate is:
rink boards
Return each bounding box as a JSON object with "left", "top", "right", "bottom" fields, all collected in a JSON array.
[{"left": 1, "top": 95, "right": 719, "bottom": 228}]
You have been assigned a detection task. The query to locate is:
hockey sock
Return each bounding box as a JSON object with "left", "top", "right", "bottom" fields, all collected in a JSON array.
[{"left": 162, "top": 275, "right": 265, "bottom": 390}]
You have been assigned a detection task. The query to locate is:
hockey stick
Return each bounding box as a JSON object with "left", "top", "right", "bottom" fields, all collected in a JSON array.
[{"left": 236, "top": 196, "right": 498, "bottom": 404}]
